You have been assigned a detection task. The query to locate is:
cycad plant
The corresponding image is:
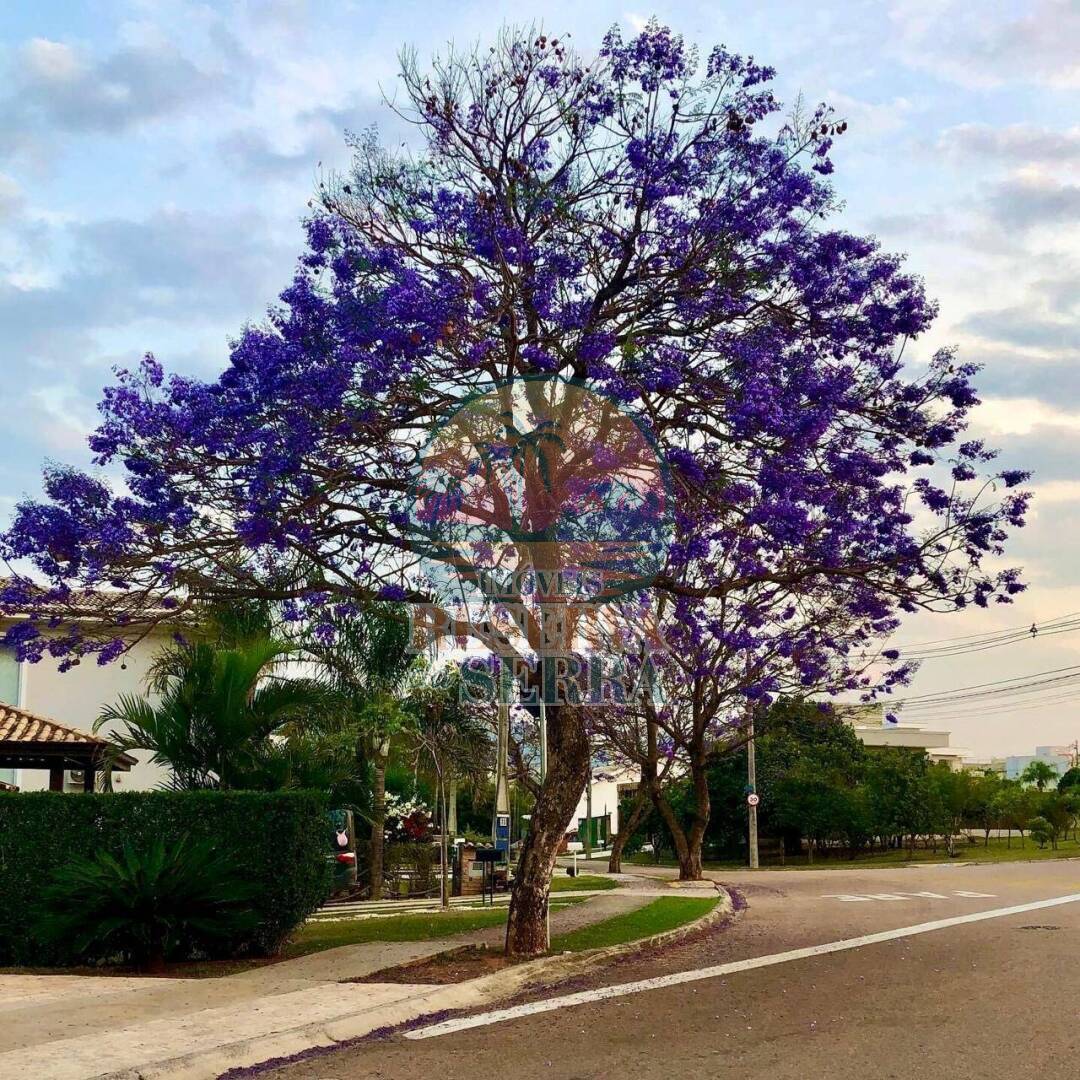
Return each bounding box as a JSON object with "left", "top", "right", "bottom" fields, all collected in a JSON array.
[{"left": 33, "top": 837, "right": 258, "bottom": 971}]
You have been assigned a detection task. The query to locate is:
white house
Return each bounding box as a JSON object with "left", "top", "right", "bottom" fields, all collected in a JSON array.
[
  {"left": 568, "top": 763, "right": 639, "bottom": 849},
  {"left": 836, "top": 702, "right": 968, "bottom": 769},
  {"left": 0, "top": 629, "right": 171, "bottom": 792}
]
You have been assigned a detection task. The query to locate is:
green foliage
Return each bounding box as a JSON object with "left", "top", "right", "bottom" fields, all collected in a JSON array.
[
  {"left": 0, "top": 790, "right": 331, "bottom": 966},
  {"left": 1058, "top": 766, "right": 1080, "bottom": 793},
  {"left": 97, "top": 636, "right": 344, "bottom": 790},
  {"left": 1020, "top": 760, "right": 1059, "bottom": 791},
  {"left": 33, "top": 837, "right": 259, "bottom": 970},
  {"left": 1028, "top": 815, "right": 1054, "bottom": 848},
  {"left": 626, "top": 696, "right": 1063, "bottom": 863}
]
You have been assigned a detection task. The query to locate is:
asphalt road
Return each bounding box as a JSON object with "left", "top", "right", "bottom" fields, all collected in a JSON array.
[{"left": 262, "top": 860, "right": 1080, "bottom": 1079}]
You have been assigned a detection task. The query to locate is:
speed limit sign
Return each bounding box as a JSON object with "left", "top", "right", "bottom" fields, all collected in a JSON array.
[{"left": 747, "top": 793, "right": 760, "bottom": 807}]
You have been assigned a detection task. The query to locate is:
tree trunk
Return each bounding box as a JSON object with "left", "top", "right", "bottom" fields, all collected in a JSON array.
[
  {"left": 370, "top": 741, "right": 389, "bottom": 901},
  {"left": 682, "top": 751, "right": 711, "bottom": 881},
  {"left": 608, "top": 788, "right": 648, "bottom": 874},
  {"left": 650, "top": 781, "right": 696, "bottom": 878},
  {"left": 505, "top": 704, "right": 589, "bottom": 958}
]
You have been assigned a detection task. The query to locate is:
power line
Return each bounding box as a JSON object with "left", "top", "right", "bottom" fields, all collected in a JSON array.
[
  {"left": 896, "top": 611, "right": 1080, "bottom": 649},
  {"left": 900, "top": 621, "right": 1080, "bottom": 660},
  {"left": 897, "top": 663, "right": 1080, "bottom": 704}
]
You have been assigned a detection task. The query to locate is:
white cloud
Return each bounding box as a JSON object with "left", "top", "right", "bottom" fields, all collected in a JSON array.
[
  {"left": 890, "top": 0, "right": 1080, "bottom": 88},
  {"left": 973, "top": 397, "right": 1080, "bottom": 438},
  {"left": 0, "top": 174, "right": 21, "bottom": 222},
  {"left": 937, "top": 123, "right": 1080, "bottom": 165},
  {"left": 21, "top": 38, "right": 81, "bottom": 82},
  {"left": 1033, "top": 480, "right": 1080, "bottom": 505}
]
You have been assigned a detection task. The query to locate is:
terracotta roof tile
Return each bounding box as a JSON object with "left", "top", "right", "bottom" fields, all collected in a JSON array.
[{"left": 0, "top": 705, "right": 105, "bottom": 745}]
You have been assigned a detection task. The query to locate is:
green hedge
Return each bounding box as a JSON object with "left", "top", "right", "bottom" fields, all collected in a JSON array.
[{"left": 0, "top": 790, "right": 332, "bottom": 966}]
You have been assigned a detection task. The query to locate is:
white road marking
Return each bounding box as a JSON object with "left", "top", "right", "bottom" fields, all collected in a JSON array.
[
  {"left": 406, "top": 891, "right": 1080, "bottom": 1040},
  {"left": 822, "top": 890, "right": 996, "bottom": 902}
]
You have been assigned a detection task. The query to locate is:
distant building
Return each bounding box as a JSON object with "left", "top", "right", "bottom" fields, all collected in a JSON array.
[
  {"left": 1004, "top": 746, "right": 1074, "bottom": 782},
  {"left": 835, "top": 703, "right": 967, "bottom": 770},
  {"left": 959, "top": 758, "right": 1007, "bottom": 776},
  {"left": 568, "top": 764, "right": 638, "bottom": 849}
]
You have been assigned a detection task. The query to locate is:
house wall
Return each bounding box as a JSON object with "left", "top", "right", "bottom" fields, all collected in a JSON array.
[
  {"left": 0, "top": 648, "right": 19, "bottom": 787},
  {"left": 569, "top": 766, "right": 638, "bottom": 843},
  {"left": 2, "top": 635, "right": 171, "bottom": 792},
  {"left": 1005, "top": 748, "right": 1073, "bottom": 781},
  {"left": 851, "top": 725, "right": 952, "bottom": 750}
]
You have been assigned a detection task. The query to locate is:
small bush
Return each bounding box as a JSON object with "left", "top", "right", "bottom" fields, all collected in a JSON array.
[
  {"left": 1028, "top": 815, "right": 1054, "bottom": 849},
  {"left": 0, "top": 790, "right": 331, "bottom": 967}
]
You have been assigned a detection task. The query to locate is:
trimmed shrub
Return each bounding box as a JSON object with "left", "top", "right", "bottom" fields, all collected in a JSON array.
[{"left": 0, "top": 790, "right": 331, "bottom": 967}]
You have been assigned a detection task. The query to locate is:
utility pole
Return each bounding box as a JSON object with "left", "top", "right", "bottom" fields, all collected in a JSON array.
[
  {"left": 538, "top": 698, "right": 548, "bottom": 781},
  {"left": 585, "top": 763, "right": 593, "bottom": 859},
  {"left": 493, "top": 701, "right": 511, "bottom": 849},
  {"left": 539, "top": 687, "right": 550, "bottom": 942},
  {"left": 747, "top": 708, "right": 759, "bottom": 869}
]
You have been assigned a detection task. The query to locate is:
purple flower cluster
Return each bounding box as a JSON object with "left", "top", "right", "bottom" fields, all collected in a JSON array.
[{"left": 0, "top": 21, "right": 1029, "bottom": 690}]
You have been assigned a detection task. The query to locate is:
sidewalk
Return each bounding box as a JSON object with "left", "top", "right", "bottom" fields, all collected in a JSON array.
[{"left": 0, "top": 871, "right": 696, "bottom": 1079}]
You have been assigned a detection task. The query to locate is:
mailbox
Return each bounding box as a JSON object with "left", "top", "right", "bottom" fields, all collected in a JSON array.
[{"left": 494, "top": 813, "right": 511, "bottom": 856}]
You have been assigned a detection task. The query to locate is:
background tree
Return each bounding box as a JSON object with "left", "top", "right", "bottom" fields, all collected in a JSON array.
[
  {"left": 1021, "top": 760, "right": 1059, "bottom": 792},
  {"left": 1057, "top": 766, "right": 1080, "bottom": 794},
  {"left": 408, "top": 667, "right": 493, "bottom": 908},
  {"left": 302, "top": 603, "right": 418, "bottom": 900}
]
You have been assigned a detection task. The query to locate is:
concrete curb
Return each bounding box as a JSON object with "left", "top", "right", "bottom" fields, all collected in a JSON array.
[
  {"left": 105, "top": 884, "right": 733, "bottom": 1080},
  {"left": 459, "top": 881, "right": 733, "bottom": 1002}
]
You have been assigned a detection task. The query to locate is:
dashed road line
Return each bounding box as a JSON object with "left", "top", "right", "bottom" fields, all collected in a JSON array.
[{"left": 822, "top": 890, "right": 996, "bottom": 902}]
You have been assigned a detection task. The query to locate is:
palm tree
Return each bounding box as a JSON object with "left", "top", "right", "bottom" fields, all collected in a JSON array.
[
  {"left": 1021, "top": 759, "right": 1059, "bottom": 792},
  {"left": 302, "top": 604, "right": 419, "bottom": 899},
  {"left": 96, "top": 636, "right": 337, "bottom": 790}
]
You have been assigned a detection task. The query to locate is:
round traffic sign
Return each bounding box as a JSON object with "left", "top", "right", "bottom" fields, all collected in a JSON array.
[{"left": 747, "top": 793, "right": 760, "bottom": 807}]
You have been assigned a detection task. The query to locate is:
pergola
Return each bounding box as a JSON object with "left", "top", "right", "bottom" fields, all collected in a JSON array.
[{"left": 0, "top": 704, "right": 135, "bottom": 792}]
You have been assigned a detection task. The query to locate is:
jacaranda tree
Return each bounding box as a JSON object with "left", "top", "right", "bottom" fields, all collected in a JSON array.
[{"left": 2, "top": 22, "right": 1029, "bottom": 956}]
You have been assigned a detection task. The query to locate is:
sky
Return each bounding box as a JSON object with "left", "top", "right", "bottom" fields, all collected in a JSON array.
[{"left": 1, "top": 0, "right": 1079, "bottom": 757}]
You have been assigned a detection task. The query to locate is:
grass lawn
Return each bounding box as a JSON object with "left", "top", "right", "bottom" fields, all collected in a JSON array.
[
  {"left": 549, "top": 895, "right": 718, "bottom": 952},
  {"left": 629, "top": 835, "right": 1080, "bottom": 871},
  {"left": 550, "top": 873, "right": 619, "bottom": 892},
  {"left": 285, "top": 908, "right": 508, "bottom": 958},
  {"left": 288, "top": 895, "right": 589, "bottom": 958}
]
